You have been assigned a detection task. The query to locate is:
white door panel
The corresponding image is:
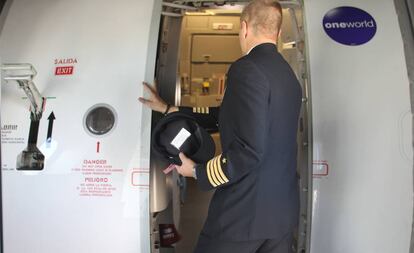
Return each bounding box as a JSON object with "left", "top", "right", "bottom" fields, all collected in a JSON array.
[
  {"left": 305, "top": 0, "right": 413, "bottom": 252},
  {"left": 0, "top": 0, "right": 158, "bottom": 252}
]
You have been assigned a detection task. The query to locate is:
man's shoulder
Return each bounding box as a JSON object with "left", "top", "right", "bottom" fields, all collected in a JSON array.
[
  {"left": 228, "top": 56, "right": 262, "bottom": 77},
  {"left": 230, "top": 55, "right": 249, "bottom": 68},
  {"left": 230, "top": 48, "right": 282, "bottom": 73},
  {"left": 226, "top": 56, "right": 269, "bottom": 92}
]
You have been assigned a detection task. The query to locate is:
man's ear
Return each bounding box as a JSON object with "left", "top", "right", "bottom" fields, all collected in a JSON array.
[
  {"left": 277, "top": 29, "right": 282, "bottom": 41},
  {"left": 241, "top": 20, "right": 248, "bottom": 38}
]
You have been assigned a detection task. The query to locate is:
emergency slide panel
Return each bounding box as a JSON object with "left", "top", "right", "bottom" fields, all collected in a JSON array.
[
  {"left": 305, "top": 0, "right": 413, "bottom": 253},
  {"left": 0, "top": 0, "right": 157, "bottom": 252}
]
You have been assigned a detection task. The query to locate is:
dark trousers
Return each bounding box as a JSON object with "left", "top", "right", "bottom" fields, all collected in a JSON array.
[{"left": 193, "top": 232, "right": 294, "bottom": 253}]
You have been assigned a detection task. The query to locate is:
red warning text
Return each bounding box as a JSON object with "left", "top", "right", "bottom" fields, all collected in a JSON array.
[
  {"left": 83, "top": 159, "right": 107, "bottom": 165},
  {"left": 55, "top": 66, "right": 74, "bottom": 75},
  {"left": 85, "top": 177, "right": 109, "bottom": 183}
]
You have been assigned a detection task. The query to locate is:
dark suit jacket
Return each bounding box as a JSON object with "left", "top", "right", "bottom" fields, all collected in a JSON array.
[{"left": 180, "top": 43, "right": 302, "bottom": 241}]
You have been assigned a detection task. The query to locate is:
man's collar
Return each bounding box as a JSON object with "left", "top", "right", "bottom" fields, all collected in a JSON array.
[
  {"left": 246, "top": 44, "right": 259, "bottom": 55},
  {"left": 246, "top": 42, "right": 277, "bottom": 55}
]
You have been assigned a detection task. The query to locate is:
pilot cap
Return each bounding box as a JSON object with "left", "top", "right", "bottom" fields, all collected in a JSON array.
[{"left": 152, "top": 111, "right": 215, "bottom": 165}]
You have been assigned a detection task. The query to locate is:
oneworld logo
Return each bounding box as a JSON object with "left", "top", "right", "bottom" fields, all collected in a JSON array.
[
  {"left": 324, "top": 20, "right": 375, "bottom": 29},
  {"left": 323, "top": 6, "right": 377, "bottom": 46}
]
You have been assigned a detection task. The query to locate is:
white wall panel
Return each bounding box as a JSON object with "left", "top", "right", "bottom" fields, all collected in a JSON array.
[
  {"left": 304, "top": 1, "right": 413, "bottom": 252},
  {"left": 0, "top": 0, "right": 158, "bottom": 252}
]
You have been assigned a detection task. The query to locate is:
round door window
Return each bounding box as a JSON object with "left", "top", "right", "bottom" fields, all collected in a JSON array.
[{"left": 84, "top": 104, "right": 117, "bottom": 136}]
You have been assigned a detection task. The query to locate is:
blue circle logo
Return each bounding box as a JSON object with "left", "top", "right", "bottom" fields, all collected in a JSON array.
[{"left": 323, "top": 6, "right": 377, "bottom": 46}]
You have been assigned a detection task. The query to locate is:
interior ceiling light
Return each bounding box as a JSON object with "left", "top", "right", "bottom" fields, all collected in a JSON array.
[
  {"left": 184, "top": 3, "right": 244, "bottom": 15},
  {"left": 185, "top": 10, "right": 215, "bottom": 15}
]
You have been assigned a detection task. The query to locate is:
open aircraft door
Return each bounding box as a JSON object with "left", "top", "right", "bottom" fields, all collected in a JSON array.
[
  {"left": 0, "top": 0, "right": 161, "bottom": 252},
  {"left": 305, "top": 0, "right": 414, "bottom": 252}
]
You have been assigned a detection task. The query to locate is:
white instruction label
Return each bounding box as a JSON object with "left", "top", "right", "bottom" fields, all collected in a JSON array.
[{"left": 171, "top": 128, "right": 191, "bottom": 150}]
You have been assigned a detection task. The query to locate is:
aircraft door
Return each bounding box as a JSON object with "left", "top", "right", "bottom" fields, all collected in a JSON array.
[
  {"left": 304, "top": 1, "right": 414, "bottom": 253},
  {"left": 0, "top": 0, "right": 161, "bottom": 252},
  {"left": 149, "top": 9, "right": 185, "bottom": 253}
]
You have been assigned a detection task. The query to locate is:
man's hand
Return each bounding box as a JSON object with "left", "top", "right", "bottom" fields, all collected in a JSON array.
[
  {"left": 176, "top": 152, "right": 196, "bottom": 178},
  {"left": 138, "top": 82, "right": 168, "bottom": 113},
  {"left": 138, "top": 81, "right": 179, "bottom": 114}
]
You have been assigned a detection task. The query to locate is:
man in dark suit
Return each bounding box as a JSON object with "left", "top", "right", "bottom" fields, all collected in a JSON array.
[{"left": 139, "top": 0, "right": 302, "bottom": 252}]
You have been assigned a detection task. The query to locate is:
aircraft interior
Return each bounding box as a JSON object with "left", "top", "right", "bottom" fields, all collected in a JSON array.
[{"left": 150, "top": 2, "right": 312, "bottom": 253}]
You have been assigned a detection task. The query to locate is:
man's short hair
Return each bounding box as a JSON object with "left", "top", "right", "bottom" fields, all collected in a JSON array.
[{"left": 240, "top": 0, "right": 283, "bottom": 38}]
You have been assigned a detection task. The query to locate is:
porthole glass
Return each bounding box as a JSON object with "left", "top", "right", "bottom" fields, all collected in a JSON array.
[{"left": 84, "top": 105, "right": 116, "bottom": 136}]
